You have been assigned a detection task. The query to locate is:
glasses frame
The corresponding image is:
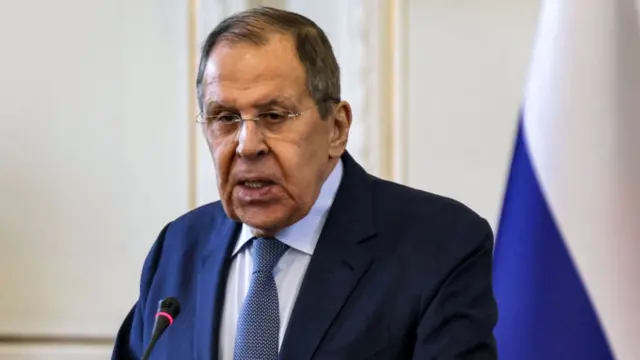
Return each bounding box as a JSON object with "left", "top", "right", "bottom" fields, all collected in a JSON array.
[
  {"left": 195, "top": 99, "right": 340, "bottom": 138},
  {"left": 195, "top": 103, "right": 323, "bottom": 126}
]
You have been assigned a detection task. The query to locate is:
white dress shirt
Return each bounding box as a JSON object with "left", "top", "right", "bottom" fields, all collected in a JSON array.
[{"left": 219, "top": 160, "right": 343, "bottom": 360}]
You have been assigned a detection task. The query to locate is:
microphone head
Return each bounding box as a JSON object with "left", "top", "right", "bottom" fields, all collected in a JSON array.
[
  {"left": 158, "top": 297, "right": 181, "bottom": 318},
  {"left": 153, "top": 297, "right": 181, "bottom": 331},
  {"left": 142, "top": 297, "right": 181, "bottom": 360}
]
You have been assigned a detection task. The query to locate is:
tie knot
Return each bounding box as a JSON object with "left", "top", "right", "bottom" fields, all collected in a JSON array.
[{"left": 251, "top": 237, "right": 289, "bottom": 273}]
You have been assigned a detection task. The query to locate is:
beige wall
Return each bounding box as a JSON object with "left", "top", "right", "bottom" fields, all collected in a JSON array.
[
  {"left": 0, "top": 0, "right": 540, "bottom": 357},
  {"left": 404, "top": 0, "right": 540, "bottom": 228},
  {"left": 0, "top": 0, "right": 190, "bottom": 357}
]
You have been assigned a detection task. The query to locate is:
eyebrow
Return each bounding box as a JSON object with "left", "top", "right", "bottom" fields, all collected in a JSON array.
[{"left": 205, "top": 97, "right": 298, "bottom": 112}]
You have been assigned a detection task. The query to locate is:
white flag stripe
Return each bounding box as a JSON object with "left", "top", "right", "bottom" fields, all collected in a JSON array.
[{"left": 523, "top": 0, "right": 640, "bottom": 359}]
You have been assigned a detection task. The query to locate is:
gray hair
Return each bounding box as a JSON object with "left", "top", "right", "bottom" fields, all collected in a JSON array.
[{"left": 196, "top": 6, "right": 341, "bottom": 119}]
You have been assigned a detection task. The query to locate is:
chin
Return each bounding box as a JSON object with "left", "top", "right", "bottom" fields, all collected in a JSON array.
[
  {"left": 221, "top": 190, "right": 303, "bottom": 232},
  {"left": 236, "top": 204, "right": 297, "bottom": 233},
  {"left": 241, "top": 212, "right": 288, "bottom": 232}
]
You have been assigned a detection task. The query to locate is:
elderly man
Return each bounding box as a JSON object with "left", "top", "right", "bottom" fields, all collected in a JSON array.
[{"left": 112, "top": 6, "right": 497, "bottom": 360}]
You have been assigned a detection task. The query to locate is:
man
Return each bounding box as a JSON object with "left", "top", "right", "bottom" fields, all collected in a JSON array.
[{"left": 112, "top": 6, "right": 497, "bottom": 360}]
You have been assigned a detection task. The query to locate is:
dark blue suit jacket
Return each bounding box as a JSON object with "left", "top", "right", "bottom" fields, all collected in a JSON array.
[{"left": 112, "top": 152, "right": 497, "bottom": 359}]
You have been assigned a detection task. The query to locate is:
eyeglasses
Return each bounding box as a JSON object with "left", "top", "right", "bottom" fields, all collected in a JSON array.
[{"left": 196, "top": 103, "right": 326, "bottom": 139}]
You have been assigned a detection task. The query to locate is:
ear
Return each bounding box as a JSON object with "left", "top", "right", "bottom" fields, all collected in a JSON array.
[{"left": 328, "top": 101, "right": 352, "bottom": 158}]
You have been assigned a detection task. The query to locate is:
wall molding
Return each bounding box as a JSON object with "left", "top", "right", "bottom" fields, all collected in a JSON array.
[
  {"left": 0, "top": 335, "right": 113, "bottom": 346},
  {"left": 390, "top": 0, "right": 408, "bottom": 184},
  {"left": 362, "top": 0, "right": 394, "bottom": 180},
  {"left": 337, "top": 0, "right": 408, "bottom": 182},
  {"left": 187, "top": 0, "right": 199, "bottom": 209}
]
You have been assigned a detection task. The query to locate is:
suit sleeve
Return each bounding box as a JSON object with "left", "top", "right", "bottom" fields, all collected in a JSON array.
[
  {"left": 413, "top": 218, "right": 498, "bottom": 360},
  {"left": 111, "top": 223, "right": 171, "bottom": 360}
]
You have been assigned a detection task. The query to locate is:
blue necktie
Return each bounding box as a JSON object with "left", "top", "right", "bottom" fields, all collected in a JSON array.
[{"left": 234, "top": 237, "right": 289, "bottom": 360}]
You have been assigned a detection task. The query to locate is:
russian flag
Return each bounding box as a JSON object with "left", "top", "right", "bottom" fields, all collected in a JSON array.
[{"left": 493, "top": 0, "right": 640, "bottom": 359}]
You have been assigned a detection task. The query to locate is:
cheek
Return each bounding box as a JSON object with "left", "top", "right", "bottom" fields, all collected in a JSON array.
[
  {"left": 287, "top": 124, "right": 330, "bottom": 157},
  {"left": 273, "top": 140, "right": 326, "bottom": 194},
  {"left": 211, "top": 140, "right": 236, "bottom": 186}
]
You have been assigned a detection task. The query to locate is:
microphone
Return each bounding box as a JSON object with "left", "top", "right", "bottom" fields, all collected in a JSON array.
[{"left": 141, "top": 297, "right": 181, "bottom": 360}]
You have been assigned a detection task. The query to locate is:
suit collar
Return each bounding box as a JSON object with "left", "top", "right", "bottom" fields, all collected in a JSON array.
[
  {"left": 194, "top": 208, "right": 239, "bottom": 360},
  {"left": 279, "top": 151, "right": 378, "bottom": 360}
]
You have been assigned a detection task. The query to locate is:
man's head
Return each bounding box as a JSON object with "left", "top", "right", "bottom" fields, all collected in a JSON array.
[{"left": 196, "top": 7, "right": 352, "bottom": 236}]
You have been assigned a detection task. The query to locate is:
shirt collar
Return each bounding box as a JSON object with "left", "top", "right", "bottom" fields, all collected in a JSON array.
[{"left": 233, "top": 159, "right": 343, "bottom": 256}]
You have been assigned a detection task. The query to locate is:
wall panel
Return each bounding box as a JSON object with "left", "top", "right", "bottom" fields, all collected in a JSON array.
[
  {"left": 0, "top": 344, "right": 111, "bottom": 360},
  {"left": 0, "top": 0, "right": 190, "bottom": 341}
]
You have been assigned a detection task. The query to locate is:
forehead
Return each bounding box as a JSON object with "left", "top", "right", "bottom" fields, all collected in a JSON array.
[{"left": 202, "top": 34, "right": 307, "bottom": 107}]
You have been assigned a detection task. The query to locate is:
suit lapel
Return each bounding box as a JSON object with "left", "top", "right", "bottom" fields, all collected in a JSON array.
[
  {"left": 279, "top": 153, "right": 377, "bottom": 360},
  {"left": 194, "top": 209, "right": 239, "bottom": 360}
]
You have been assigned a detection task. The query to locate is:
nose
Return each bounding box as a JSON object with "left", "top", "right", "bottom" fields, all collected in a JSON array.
[{"left": 236, "top": 120, "right": 268, "bottom": 159}]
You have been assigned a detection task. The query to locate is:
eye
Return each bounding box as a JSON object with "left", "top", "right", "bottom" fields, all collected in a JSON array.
[
  {"left": 259, "top": 111, "right": 289, "bottom": 123},
  {"left": 215, "top": 113, "right": 239, "bottom": 123}
]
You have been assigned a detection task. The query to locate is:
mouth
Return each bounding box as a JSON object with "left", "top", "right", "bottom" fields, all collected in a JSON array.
[
  {"left": 233, "top": 177, "right": 280, "bottom": 203},
  {"left": 240, "top": 179, "right": 276, "bottom": 189},
  {"left": 236, "top": 177, "right": 276, "bottom": 189}
]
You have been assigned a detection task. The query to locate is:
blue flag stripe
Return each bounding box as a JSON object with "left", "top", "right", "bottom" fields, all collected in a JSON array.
[{"left": 493, "top": 118, "right": 614, "bottom": 359}]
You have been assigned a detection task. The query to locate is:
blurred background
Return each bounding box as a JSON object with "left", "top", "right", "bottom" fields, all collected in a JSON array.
[{"left": 0, "top": 0, "right": 540, "bottom": 358}]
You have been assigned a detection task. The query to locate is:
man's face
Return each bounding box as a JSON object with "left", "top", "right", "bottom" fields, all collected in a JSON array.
[{"left": 201, "top": 34, "right": 350, "bottom": 235}]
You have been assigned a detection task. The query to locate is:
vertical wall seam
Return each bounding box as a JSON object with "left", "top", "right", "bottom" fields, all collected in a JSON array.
[
  {"left": 391, "top": 0, "right": 408, "bottom": 184},
  {"left": 187, "top": 0, "right": 199, "bottom": 209}
]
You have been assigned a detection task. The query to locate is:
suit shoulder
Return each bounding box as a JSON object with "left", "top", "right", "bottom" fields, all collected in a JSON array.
[
  {"left": 372, "top": 177, "right": 483, "bottom": 220},
  {"left": 370, "top": 176, "right": 490, "bottom": 234},
  {"left": 159, "top": 200, "right": 229, "bottom": 247},
  {"left": 171, "top": 200, "right": 226, "bottom": 227},
  {"left": 369, "top": 177, "right": 494, "bottom": 271}
]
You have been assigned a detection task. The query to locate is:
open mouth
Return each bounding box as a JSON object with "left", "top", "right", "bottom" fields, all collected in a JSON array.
[
  {"left": 241, "top": 180, "right": 275, "bottom": 189},
  {"left": 235, "top": 178, "right": 279, "bottom": 202}
]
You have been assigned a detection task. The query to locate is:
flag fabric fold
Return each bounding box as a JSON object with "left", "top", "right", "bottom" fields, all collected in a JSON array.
[{"left": 493, "top": 1, "right": 640, "bottom": 359}]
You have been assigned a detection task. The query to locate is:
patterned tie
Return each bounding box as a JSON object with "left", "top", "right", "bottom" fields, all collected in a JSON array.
[{"left": 234, "top": 237, "right": 289, "bottom": 360}]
